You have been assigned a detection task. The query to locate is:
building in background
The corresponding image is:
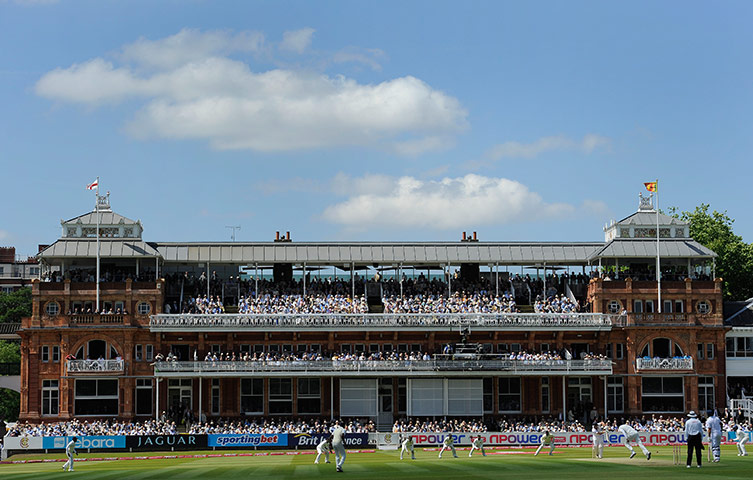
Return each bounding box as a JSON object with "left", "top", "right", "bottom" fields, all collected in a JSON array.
[
  {"left": 0, "top": 246, "right": 41, "bottom": 293},
  {"left": 18, "top": 193, "right": 728, "bottom": 427}
]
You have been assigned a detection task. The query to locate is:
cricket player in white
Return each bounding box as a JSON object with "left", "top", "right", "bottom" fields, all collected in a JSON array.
[
  {"left": 62, "top": 437, "right": 77, "bottom": 472},
  {"left": 736, "top": 424, "right": 748, "bottom": 456},
  {"left": 469, "top": 436, "right": 486, "bottom": 457},
  {"left": 438, "top": 434, "right": 458, "bottom": 458},
  {"left": 332, "top": 422, "right": 346, "bottom": 473},
  {"left": 618, "top": 423, "right": 651, "bottom": 460},
  {"left": 534, "top": 431, "right": 555, "bottom": 456},
  {"left": 592, "top": 422, "right": 605, "bottom": 459},
  {"left": 400, "top": 435, "right": 415, "bottom": 460},
  {"left": 314, "top": 436, "right": 332, "bottom": 464},
  {"left": 706, "top": 411, "right": 722, "bottom": 462}
]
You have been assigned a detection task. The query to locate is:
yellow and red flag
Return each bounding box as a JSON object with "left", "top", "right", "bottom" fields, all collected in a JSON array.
[{"left": 644, "top": 182, "right": 657, "bottom": 192}]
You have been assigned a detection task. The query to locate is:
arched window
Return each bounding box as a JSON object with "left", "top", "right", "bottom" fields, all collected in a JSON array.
[
  {"left": 75, "top": 339, "right": 120, "bottom": 360},
  {"left": 640, "top": 337, "right": 684, "bottom": 358}
]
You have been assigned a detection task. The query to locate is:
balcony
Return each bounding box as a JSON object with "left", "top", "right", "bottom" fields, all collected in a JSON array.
[
  {"left": 66, "top": 359, "right": 124, "bottom": 374},
  {"left": 70, "top": 314, "right": 126, "bottom": 325},
  {"left": 149, "top": 313, "right": 616, "bottom": 332},
  {"left": 153, "top": 358, "right": 613, "bottom": 377},
  {"left": 635, "top": 357, "right": 693, "bottom": 371}
]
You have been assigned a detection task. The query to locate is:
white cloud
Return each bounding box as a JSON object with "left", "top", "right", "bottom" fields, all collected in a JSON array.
[
  {"left": 332, "top": 47, "right": 386, "bottom": 71},
  {"left": 321, "top": 174, "right": 576, "bottom": 230},
  {"left": 35, "top": 30, "right": 467, "bottom": 154},
  {"left": 486, "top": 134, "right": 611, "bottom": 160},
  {"left": 0, "top": 229, "right": 10, "bottom": 241},
  {"left": 280, "top": 28, "right": 315, "bottom": 54},
  {"left": 120, "top": 28, "right": 265, "bottom": 70}
]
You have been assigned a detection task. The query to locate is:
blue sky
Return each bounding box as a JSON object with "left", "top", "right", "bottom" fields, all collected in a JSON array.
[{"left": 1, "top": 0, "right": 751, "bottom": 258}]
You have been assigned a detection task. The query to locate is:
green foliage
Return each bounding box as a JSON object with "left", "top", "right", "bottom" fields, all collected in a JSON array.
[
  {"left": 0, "top": 340, "right": 21, "bottom": 363},
  {"left": 671, "top": 204, "right": 753, "bottom": 300},
  {"left": 0, "top": 287, "right": 32, "bottom": 323},
  {"left": 0, "top": 388, "right": 20, "bottom": 422}
]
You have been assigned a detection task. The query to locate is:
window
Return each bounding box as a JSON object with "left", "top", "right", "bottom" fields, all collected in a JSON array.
[
  {"left": 697, "top": 343, "right": 704, "bottom": 360},
  {"left": 497, "top": 343, "right": 509, "bottom": 353},
  {"left": 633, "top": 300, "right": 643, "bottom": 313},
  {"left": 397, "top": 378, "right": 407, "bottom": 414},
  {"left": 75, "top": 379, "right": 119, "bottom": 415},
  {"left": 297, "top": 378, "right": 321, "bottom": 414},
  {"left": 45, "top": 301, "right": 59, "bottom": 316},
  {"left": 340, "top": 344, "right": 351, "bottom": 353},
  {"left": 498, "top": 377, "right": 521, "bottom": 413},
  {"left": 540, "top": 343, "right": 550, "bottom": 353},
  {"left": 663, "top": 300, "right": 673, "bottom": 313},
  {"left": 42, "top": 380, "right": 59, "bottom": 415},
  {"left": 698, "top": 376, "right": 715, "bottom": 414},
  {"left": 607, "top": 300, "right": 621, "bottom": 314},
  {"left": 211, "top": 379, "right": 221, "bottom": 415},
  {"left": 240, "top": 378, "right": 263, "bottom": 414},
  {"left": 483, "top": 378, "right": 494, "bottom": 413},
  {"left": 239, "top": 344, "right": 251, "bottom": 354},
  {"left": 642, "top": 377, "right": 684, "bottom": 412},
  {"left": 674, "top": 300, "right": 684, "bottom": 313},
  {"left": 706, "top": 343, "right": 715, "bottom": 360},
  {"left": 645, "top": 300, "right": 654, "bottom": 313},
  {"left": 134, "top": 344, "right": 143, "bottom": 361},
  {"left": 696, "top": 301, "right": 711, "bottom": 314},
  {"left": 727, "top": 337, "right": 753, "bottom": 357},
  {"left": 607, "top": 377, "right": 624, "bottom": 413},
  {"left": 52, "top": 346, "right": 60, "bottom": 363},
  {"left": 510, "top": 343, "right": 521, "bottom": 353},
  {"left": 605, "top": 344, "right": 613, "bottom": 359},
  {"left": 145, "top": 344, "right": 153, "bottom": 361},
  {"left": 41, "top": 345, "right": 50, "bottom": 363},
  {"left": 640, "top": 338, "right": 683, "bottom": 358},
  {"left": 541, "top": 377, "right": 550, "bottom": 413},
  {"left": 137, "top": 302, "right": 151, "bottom": 315},
  {"left": 135, "top": 379, "right": 153, "bottom": 416},
  {"left": 615, "top": 343, "right": 624, "bottom": 360},
  {"left": 269, "top": 378, "right": 292, "bottom": 414}
]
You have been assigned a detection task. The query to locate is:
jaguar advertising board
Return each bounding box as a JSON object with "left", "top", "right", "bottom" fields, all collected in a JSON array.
[
  {"left": 42, "top": 436, "right": 125, "bottom": 449},
  {"left": 208, "top": 433, "right": 288, "bottom": 448},
  {"left": 126, "top": 434, "right": 207, "bottom": 449},
  {"left": 289, "top": 432, "right": 369, "bottom": 448}
]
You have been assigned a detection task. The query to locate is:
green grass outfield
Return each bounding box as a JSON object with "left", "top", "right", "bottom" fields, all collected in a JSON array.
[{"left": 0, "top": 445, "right": 749, "bottom": 479}]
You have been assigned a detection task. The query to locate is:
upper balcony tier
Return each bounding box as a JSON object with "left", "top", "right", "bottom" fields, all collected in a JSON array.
[
  {"left": 635, "top": 357, "right": 693, "bottom": 371},
  {"left": 149, "top": 313, "right": 616, "bottom": 332},
  {"left": 153, "top": 358, "right": 613, "bottom": 377}
]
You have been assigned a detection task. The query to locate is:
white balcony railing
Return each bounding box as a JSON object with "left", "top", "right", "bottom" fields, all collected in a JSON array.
[
  {"left": 149, "top": 313, "right": 616, "bottom": 332},
  {"left": 66, "top": 359, "right": 124, "bottom": 373},
  {"left": 153, "top": 358, "right": 613, "bottom": 377},
  {"left": 635, "top": 357, "right": 693, "bottom": 371}
]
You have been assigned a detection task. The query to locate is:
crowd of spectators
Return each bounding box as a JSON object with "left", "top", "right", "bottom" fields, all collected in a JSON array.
[
  {"left": 7, "top": 419, "right": 177, "bottom": 437},
  {"left": 382, "top": 292, "right": 518, "bottom": 314},
  {"left": 188, "top": 417, "right": 374, "bottom": 435},
  {"left": 392, "top": 418, "right": 488, "bottom": 433},
  {"left": 534, "top": 294, "right": 579, "bottom": 313},
  {"left": 238, "top": 293, "right": 367, "bottom": 314}
]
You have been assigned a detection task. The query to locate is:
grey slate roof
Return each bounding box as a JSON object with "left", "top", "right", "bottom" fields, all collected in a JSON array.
[
  {"left": 724, "top": 300, "right": 753, "bottom": 327},
  {"left": 588, "top": 238, "right": 716, "bottom": 260},
  {"left": 615, "top": 211, "right": 686, "bottom": 227},
  {"left": 62, "top": 211, "right": 140, "bottom": 226},
  {"left": 39, "top": 240, "right": 160, "bottom": 258},
  {"left": 155, "top": 242, "right": 604, "bottom": 266}
]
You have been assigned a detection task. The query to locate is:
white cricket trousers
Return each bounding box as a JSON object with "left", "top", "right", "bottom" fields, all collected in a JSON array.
[
  {"left": 333, "top": 443, "right": 346, "bottom": 468},
  {"left": 738, "top": 435, "right": 748, "bottom": 456},
  {"left": 624, "top": 433, "right": 649, "bottom": 457},
  {"left": 314, "top": 446, "right": 329, "bottom": 464},
  {"left": 63, "top": 453, "right": 75, "bottom": 471},
  {"left": 438, "top": 444, "right": 457, "bottom": 458},
  {"left": 535, "top": 442, "right": 554, "bottom": 456}
]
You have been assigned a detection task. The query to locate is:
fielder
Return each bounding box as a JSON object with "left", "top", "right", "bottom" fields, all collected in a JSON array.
[
  {"left": 332, "top": 421, "right": 346, "bottom": 473},
  {"left": 62, "top": 437, "right": 78, "bottom": 472},
  {"left": 592, "top": 422, "right": 605, "bottom": 459},
  {"left": 706, "top": 410, "right": 722, "bottom": 462},
  {"left": 314, "top": 435, "right": 333, "bottom": 464},
  {"left": 400, "top": 435, "right": 415, "bottom": 460},
  {"left": 469, "top": 436, "right": 486, "bottom": 457},
  {"left": 736, "top": 424, "right": 748, "bottom": 457},
  {"left": 534, "top": 431, "right": 555, "bottom": 456},
  {"left": 438, "top": 434, "right": 458, "bottom": 458},
  {"left": 618, "top": 423, "right": 651, "bottom": 460}
]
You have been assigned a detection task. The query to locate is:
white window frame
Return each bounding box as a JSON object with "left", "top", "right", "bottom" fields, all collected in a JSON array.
[{"left": 42, "top": 379, "right": 59, "bottom": 416}]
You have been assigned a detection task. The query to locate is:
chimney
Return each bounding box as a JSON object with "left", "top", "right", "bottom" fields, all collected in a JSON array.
[
  {"left": 286, "top": 231, "right": 290, "bottom": 241},
  {"left": 462, "top": 232, "right": 467, "bottom": 241},
  {"left": 275, "top": 231, "right": 280, "bottom": 241},
  {"left": 473, "top": 231, "right": 477, "bottom": 241}
]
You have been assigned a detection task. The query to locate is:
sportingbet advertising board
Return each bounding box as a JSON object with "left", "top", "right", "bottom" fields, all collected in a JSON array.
[{"left": 208, "top": 433, "right": 288, "bottom": 447}]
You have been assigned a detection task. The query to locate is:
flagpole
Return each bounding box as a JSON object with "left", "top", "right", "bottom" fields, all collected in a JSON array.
[
  {"left": 96, "top": 176, "right": 100, "bottom": 313},
  {"left": 656, "top": 178, "right": 661, "bottom": 314}
]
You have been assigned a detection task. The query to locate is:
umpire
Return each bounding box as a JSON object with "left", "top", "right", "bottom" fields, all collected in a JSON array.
[{"left": 685, "top": 411, "right": 703, "bottom": 468}]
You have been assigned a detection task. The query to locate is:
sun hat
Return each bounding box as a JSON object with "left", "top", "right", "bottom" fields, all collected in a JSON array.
[{"left": 687, "top": 411, "right": 697, "bottom": 418}]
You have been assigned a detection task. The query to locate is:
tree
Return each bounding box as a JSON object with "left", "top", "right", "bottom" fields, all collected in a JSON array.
[
  {"left": 671, "top": 204, "right": 753, "bottom": 300},
  {"left": 0, "top": 340, "right": 20, "bottom": 363},
  {"left": 0, "top": 389, "right": 20, "bottom": 422},
  {"left": 0, "top": 287, "right": 32, "bottom": 323}
]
